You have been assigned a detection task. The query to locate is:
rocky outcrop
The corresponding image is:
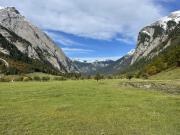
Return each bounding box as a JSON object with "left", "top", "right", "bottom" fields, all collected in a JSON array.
[
  {"left": 0, "top": 7, "right": 77, "bottom": 73},
  {"left": 131, "top": 11, "right": 180, "bottom": 64},
  {"left": 122, "top": 81, "right": 180, "bottom": 94}
]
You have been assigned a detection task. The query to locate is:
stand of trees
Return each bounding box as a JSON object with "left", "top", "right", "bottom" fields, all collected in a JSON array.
[{"left": 94, "top": 73, "right": 104, "bottom": 82}]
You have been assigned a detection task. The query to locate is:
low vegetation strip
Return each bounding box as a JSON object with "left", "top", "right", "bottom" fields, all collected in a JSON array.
[{"left": 122, "top": 80, "right": 180, "bottom": 94}]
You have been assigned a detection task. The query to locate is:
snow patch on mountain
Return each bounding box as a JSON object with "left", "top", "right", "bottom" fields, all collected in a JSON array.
[
  {"left": 154, "top": 10, "right": 180, "bottom": 30},
  {"left": 127, "top": 49, "right": 135, "bottom": 55}
]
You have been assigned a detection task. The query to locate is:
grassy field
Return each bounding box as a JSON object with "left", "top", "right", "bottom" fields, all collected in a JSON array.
[{"left": 0, "top": 79, "right": 180, "bottom": 135}]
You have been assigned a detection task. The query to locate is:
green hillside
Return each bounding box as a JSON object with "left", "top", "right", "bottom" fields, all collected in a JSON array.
[{"left": 150, "top": 67, "right": 180, "bottom": 80}]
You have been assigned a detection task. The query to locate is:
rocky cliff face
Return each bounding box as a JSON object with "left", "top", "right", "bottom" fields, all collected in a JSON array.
[
  {"left": 131, "top": 11, "right": 180, "bottom": 64},
  {"left": 0, "top": 7, "right": 77, "bottom": 73}
]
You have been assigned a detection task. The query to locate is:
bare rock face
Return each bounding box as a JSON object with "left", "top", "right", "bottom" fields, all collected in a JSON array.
[
  {"left": 0, "top": 7, "right": 77, "bottom": 73},
  {"left": 131, "top": 11, "right": 180, "bottom": 64}
]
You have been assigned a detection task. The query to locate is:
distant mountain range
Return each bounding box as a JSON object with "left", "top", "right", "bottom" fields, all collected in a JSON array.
[
  {"left": 73, "top": 60, "right": 115, "bottom": 75},
  {"left": 0, "top": 7, "right": 179, "bottom": 76}
]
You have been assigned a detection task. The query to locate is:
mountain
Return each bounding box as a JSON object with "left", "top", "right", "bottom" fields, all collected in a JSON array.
[
  {"left": 73, "top": 50, "right": 134, "bottom": 75},
  {"left": 73, "top": 60, "right": 114, "bottom": 75},
  {"left": 1, "top": 7, "right": 178, "bottom": 76},
  {"left": 124, "top": 10, "right": 180, "bottom": 76},
  {"left": 74, "top": 11, "right": 180, "bottom": 76},
  {"left": 98, "top": 51, "right": 134, "bottom": 75},
  {"left": 131, "top": 11, "right": 180, "bottom": 64},
  {"left": 0, "top": 7, "right": 77, "bottom": 74}
]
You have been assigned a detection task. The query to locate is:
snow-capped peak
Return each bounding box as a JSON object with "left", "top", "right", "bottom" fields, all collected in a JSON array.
[
  {"left": 0, "top": 7, "right": 20, "bottom": 14},
  {"left": 153, "top": 10, "right": 180, "bottom": 30},
  {"left": 170, "top": 10, "right": 180, "bottom": 18},
  {"left": 127, "top": 49, "right": 135, "bottom": 55}
]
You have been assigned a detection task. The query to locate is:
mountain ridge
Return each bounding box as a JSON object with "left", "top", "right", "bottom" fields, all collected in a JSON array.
[
  {"left": 131, "top": 10, "right": 180, "bottom": 64},
  {"left": 0, "top": 7, "right": 78, "bottom": 74}
]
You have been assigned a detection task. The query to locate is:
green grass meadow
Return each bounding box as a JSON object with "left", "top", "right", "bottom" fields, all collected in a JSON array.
[{"left": 0, "top": 79, "right": 180, "bottom": 135}]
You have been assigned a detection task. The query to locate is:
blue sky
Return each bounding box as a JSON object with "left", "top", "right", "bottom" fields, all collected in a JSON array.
[
  {"left": 1, "top": 0, "right": 180, "bottom": 61},
  {"left": 45, "top": 29, "right": 134, "bottom": 61}
]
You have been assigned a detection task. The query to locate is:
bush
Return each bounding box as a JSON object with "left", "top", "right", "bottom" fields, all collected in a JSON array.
[
  {"left": 146, "top": 66, "right": 158, "bottom": 75},
  {"left": 33, "top": 76, "right": 41, "bottom": 81},
  {"left": 0, "top": 77, "right": 12, "bottom": 82},
  {"left": 54, "top": 76, "right": 66, "bottom": 81},
  {"left": 14, "top": 76, "right": 24, "bottom": 81},
  {"left": 80, "top": 76, "right": 85, "bottom": 80},
  {"left": 70, "top": 77, "right": 77, "bottom": 80},
  {"left": 5, "top": 67, "right": 19, "bottom": 75},
  {"left": 126, "top": 74, "right": 133, "bottom": 80},
  {"left": 87, "top": 75, "right": 91, "bottom": 79},
  {"left": 117, "top": 75, "right": 124, "bottom": 79},
  {"left": 94, "top": 73, "right": 103, "bottom": 82},
  {"left": 107, "top": 76, "right": 113, "bottom": 79},
  {"left": 23, "top": 77, "right": 32, "bottom": 82},
  {"left": 135, "top": 72, "right": 141, "bottom": 78},
  {"left": 42, "top": 76, "right": 50, "bottom": 81},
  {"left": 141, "top": 73, "right": 149, "bottom": 79}
]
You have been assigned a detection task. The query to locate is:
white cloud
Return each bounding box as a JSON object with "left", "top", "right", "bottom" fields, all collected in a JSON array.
[
  {"left": 156, "top": 0, "right": 175, "bottom": 2},
  {"left": 1, "top": 0, "right": 167, "bottom": 40},
  {"left": 45, "top": 31, "right": 84, "bottom": 46},
  {"left": 62, "top": 48, "right": 94, "bottom": 53},
  {"left": 116, "top": 38, "right": 134, "bottom": 44}
]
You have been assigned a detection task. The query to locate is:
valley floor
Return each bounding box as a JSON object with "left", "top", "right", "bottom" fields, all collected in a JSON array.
[{"left": 0, "top": 79, "right": 180, "bottom": 135}]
